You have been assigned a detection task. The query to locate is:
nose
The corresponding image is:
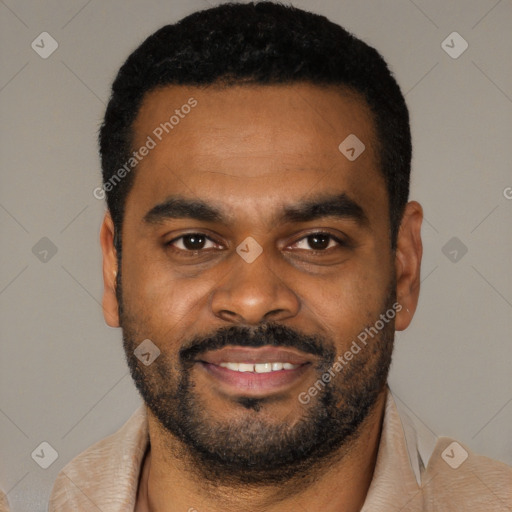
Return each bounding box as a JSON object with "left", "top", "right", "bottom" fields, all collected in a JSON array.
[{"left": 210, "top": 248, "right": 300, "bottom": 326}]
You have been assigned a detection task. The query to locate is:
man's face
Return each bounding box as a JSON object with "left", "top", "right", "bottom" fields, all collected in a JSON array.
[{"left": 108, "top": 83, "right": 403, "bottom": 482}]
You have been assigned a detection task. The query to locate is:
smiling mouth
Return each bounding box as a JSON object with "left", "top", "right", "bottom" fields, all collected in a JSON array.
[
  {"left": 198, "top": 344, "right": 314, "bottom": 366},
  {"left": 195, "top": 345, "right": 315, "bottom": 397},
  {"left": 218, "top": 362, "right": 301, "bottom": 372}
]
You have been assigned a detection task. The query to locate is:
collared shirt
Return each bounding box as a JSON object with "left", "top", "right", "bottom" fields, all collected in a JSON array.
[
  {"left": 49, "top": 390, "right": 512, "bottom": 511},
  {"left": 0, "top": 491, "right": 9, "bottom": 512}
]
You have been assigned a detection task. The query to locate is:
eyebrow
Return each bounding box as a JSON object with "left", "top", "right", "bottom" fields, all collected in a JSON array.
[
  {"left": 143, "top": 192, "right": 369, "bottom": 227},
  {"left": 144, "top": 196, "right": 226, "bottom": 224},
  {"left": 279, "top": 193, "right": 368, "bottom": 226}
]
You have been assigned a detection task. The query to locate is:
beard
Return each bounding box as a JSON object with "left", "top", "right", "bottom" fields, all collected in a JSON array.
[{"left": 118, "top": 271, "right": 395, "bottom": 486}]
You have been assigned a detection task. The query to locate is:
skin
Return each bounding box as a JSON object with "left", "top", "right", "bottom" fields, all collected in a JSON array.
[{"left": 100, "top": 83, "right": 423, "bottom": 511}]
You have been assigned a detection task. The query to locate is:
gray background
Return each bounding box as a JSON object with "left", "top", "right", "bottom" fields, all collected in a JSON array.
[{"left": 1, "top": 0, "right": 511, "bottom": 510}]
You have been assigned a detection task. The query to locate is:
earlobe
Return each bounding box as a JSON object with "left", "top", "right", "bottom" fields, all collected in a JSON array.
[
  {"left": 394, "top": 201, "right": 423, "bottom": 331},
  {"left": 99, "top": 212, "right": 120, "bottom": 327}
]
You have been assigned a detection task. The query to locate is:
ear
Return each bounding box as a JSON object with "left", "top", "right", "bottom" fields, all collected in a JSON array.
[
  {"left": 394, "top": 201, "right": 423, "bottom": 331},
  {"left": 100, "top": 211, "right": 120, "bottom": 327}
]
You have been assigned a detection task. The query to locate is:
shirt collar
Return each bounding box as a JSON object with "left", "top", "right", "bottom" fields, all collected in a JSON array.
[
  {"left": 50, "top": 388, "right": 430, "bottom": 511},
  {"left": 391, "top": 389, "right": 437, "bottom": 484}
]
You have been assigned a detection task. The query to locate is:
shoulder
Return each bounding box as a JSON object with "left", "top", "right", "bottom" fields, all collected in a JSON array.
[
  {"left": 390, "top": 390, "right": 511, "bottom": 510},
  {"left": 49, "top": 406, "right": 148, "bottom": 512},
  {"left": 0, "top": 489, "right": 9, "bottom": 512},
  {"left": 422, "top": 436, "right": 512, "bottom": 510}
]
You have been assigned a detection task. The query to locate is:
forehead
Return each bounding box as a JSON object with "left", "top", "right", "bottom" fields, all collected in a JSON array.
[{"left": 127, "top": 83, "right": 386, "bottom": 225}]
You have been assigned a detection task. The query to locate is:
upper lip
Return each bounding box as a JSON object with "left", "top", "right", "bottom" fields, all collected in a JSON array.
[{"left": 198, "top": 345, "right": 314, "bottom": 366}]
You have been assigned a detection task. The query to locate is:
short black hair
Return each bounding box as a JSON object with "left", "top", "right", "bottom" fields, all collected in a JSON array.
[{"left": 99, "top": 1, "right": 411, "bottom": 251}]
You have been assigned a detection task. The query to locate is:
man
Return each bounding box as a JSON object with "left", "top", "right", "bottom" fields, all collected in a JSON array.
[{"left": 49, "top": 2, "right": 511, "bottom": 511}]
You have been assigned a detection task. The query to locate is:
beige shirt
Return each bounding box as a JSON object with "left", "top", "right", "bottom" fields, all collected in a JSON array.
[
  {"left": 0, "top": 491, "right": 9, "bottom": 512},
  {"left": 49, "top": 391, "right": 512, "bottom": 511}
]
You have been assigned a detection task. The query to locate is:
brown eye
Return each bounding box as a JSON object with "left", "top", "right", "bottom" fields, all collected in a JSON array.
[
  {"left": 182, "top": 234, "right": 206, "bottom": 250},
  {"left": 168, "top": 233, "right": 218, "bottom": 251},
  {"left": 306, "top": 234, "right": 331, "bottom": 250},
  {"left": 291, "top": 232, "right": 343, "bottom": 251}
]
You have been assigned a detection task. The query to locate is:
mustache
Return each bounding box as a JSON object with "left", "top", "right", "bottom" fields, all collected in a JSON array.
[{"left": 179, "top": 323, "right": 334, "bottom": 364}]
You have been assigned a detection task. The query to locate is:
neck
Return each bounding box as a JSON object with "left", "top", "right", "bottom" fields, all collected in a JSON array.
[{"left": 137, "top": 390, "right": 386, "bottom": 512}]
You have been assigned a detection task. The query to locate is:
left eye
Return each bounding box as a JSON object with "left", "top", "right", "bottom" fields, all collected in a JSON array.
[
  {"left": 168, "top": 234, "right": 219, "bottom": 251},
  {"left": 291, "top": 233, "right": 342, "bottom": 251}
]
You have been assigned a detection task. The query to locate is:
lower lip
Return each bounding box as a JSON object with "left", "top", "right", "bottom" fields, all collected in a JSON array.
[{"left": 199, "top": 362, "right": 311, "bottom": 396}]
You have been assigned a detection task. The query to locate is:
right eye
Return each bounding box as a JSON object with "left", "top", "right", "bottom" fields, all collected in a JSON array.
[{"left": 166, "top": 233, "right": 221, "bottom": 252}]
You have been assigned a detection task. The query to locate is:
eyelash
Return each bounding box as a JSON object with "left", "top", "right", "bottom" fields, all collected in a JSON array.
[{"left": 165, "top": 231, "right": 348, "bottom": 255}]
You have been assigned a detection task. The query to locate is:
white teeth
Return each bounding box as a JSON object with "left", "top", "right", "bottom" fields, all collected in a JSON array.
[
  {"left": 218, "top": 362, "right": 300, "bottom": 372},
  {"left": 254, "top": 363, "right": 272, "bottom": 373}
]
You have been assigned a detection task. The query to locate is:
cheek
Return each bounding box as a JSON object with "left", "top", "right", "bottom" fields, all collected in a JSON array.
[
  {"left": 121, "top": 250, "right": 218, "bottom": 342},
  {"left": 303, "top": 257, "right": 392, "bottom": 342}
]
